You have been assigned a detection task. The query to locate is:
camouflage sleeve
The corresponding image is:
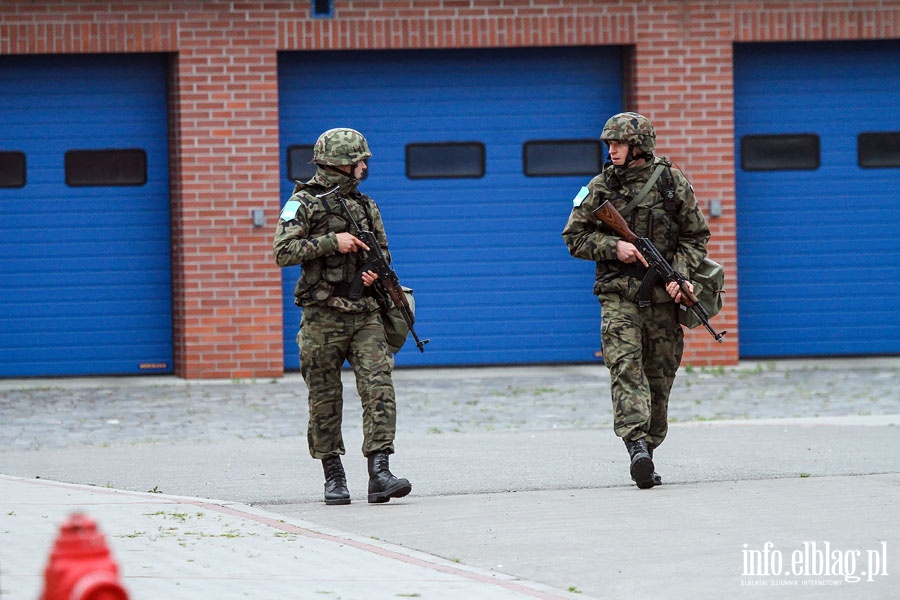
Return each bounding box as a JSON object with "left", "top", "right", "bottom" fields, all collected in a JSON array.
[
  {"left": 670, "top": 168, "right": 711, "bottom": 277},
  {"left": 272, "top": 196, "right": 339, "bottom": 268},
  {"left": 561, "top": 176, "right": 619, "bottom": 262},
  {"left": 368, "top": 198, "right": 393, "bottom": 265}
]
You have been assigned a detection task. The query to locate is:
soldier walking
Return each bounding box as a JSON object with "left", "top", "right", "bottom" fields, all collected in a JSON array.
[
  {"left": 562, "top": 113, "right": 711, "bottom": 488},
  {"left": 273, "top": 127, "right": 412, "bottom": 505}
]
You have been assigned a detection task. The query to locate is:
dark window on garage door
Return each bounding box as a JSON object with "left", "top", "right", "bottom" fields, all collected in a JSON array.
[
  {"left": 287, "top": 145, "right": 315, "bottom": 181},
  {"left": 405, "top": 142, "right": 485, "bottom": 179},
  {"left": 0, "top": 151, "right": 26, "bottom": 188},
  {"left": 523, "top": 140, "right": 603, "bottom": 177},
  {"left": 65, "top": 149, "right": 147, "bottom": 186},
  {"left": 858, "top": 132, "right": 900, "bottom": 168},
  {"left": 740, "top": 134, "right": 820, "bottom": 171}
]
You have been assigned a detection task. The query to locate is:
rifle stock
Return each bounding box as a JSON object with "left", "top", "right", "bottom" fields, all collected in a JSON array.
[
  {"left": 592, "top": 200, "right": 726, "bottom": 343},
  {"left": 593, "top": 201, "right": 638, "bottom": 244}
]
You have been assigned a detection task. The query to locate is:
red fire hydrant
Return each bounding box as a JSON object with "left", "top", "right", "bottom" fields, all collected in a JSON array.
[{"left": 41, "top": 512, "right": 129, "bottom": 600}]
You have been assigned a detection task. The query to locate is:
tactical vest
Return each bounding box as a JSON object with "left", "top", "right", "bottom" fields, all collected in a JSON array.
[
  {"left": 603, "top": 158, "right": 682, "bottom": 260},
  {"left": 292, "top": 182, "right": 374, "bottom": 305},
  {"left": 594, "top": 158, "right": 684, "bottom": 302}
]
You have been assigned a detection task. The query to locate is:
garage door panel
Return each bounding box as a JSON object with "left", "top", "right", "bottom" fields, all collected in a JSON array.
[
  {"left": 0, "top": 53, "right": 172, "bottom": 377},
  {"left": 279, "top": 46, "right": 620, "bottom": 367},
  {"left": 1, "top": 317, "right": 170, "bottom": 340},
  {"left": 407, "top": 298, "right": 586, "bottom": 326},
  {"left": 739, "top": 237, "right": 884, "bottom": 260},
  {"left": 735, "top": 40, "right": 900, "bottom": 357}
]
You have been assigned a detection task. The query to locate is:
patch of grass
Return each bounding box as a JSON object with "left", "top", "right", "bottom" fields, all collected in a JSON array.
[
  {"left": 702, "top": 365, "right": 726, "bottom": 376},
  {"left": 143, "top": 510, "right": 195, "bottom": 523},
  {"left": 121, "top": 530, "right": 146, "bottom": 538}
]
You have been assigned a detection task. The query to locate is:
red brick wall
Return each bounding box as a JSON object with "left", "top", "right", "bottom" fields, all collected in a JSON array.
[
  {"left": 167, "top": 15, "right": 282, "bottom": 380},
  {"left": 2, "top": 0, "right": 898, "bottom": 377}
]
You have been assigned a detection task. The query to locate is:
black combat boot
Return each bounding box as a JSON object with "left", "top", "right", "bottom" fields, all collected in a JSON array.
[
  {"left": 322, "top": 455, "right": 350, "bottom": 505},
  {"left": 624, "top": 438, "right": 656, "bottom": 489},
  {"left": 367, "top": 452, "right": 412, "bottom": 504}
]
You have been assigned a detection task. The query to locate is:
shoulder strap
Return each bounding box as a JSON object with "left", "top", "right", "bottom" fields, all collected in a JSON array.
[
  {"left": 359, "top": 195, "right": 375, "bottom": 226},
  {"left": 618, "top": 163, "right": 667, "bottom": 218}
]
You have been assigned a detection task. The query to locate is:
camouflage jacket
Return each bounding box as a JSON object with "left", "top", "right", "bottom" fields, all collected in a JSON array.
[
  {"left": 561, "top": 157, "right": 710, "bottom": 304},
  {"left": 273, "top": 167, "right": 390, "bottom": 313}
]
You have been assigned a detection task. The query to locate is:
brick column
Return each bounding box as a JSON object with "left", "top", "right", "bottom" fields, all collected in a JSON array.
[
  {"left": 631, "top": 2, "right": 740, "bottom": 365},
  {"left": 169, "top": 15, "right": 283, "bottom": 379}
]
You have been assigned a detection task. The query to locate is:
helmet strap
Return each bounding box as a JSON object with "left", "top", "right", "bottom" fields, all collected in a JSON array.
[
  {"left": 322, "top": 163, "right": 358, "bottom": 180},
  {"left": 621, "top": 144, "right": 637, "bottom": 168},
  {"left": 624, "top": 144, "right": 653, "bottom": 166},
  {"left": 320, "top": 163, "right": 349, "bottom": 175}
]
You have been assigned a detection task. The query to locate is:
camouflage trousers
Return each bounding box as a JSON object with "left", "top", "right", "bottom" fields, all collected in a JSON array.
[
  {"left": 297, "top": 304, "right": 397, "bottom": 459},
  {"left": 599, "top": 293, "right": 684, "bottom": 449}
]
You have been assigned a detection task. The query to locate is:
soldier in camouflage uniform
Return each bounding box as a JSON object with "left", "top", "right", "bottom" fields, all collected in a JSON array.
[
  {"left": 562, "top": 113, "right": 710, "bottom": 489},
  {"left": 273, "top": 128, "right": 411, "bottom": 505}
]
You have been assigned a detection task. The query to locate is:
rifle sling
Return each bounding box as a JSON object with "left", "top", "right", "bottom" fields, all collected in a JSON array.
[{"left": 618, "top": 164, "right": 667, "bottom": 218}]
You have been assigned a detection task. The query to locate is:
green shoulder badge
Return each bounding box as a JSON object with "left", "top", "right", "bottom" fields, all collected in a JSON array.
[
  {"left": 279, "top": 200, "right": 301, "bottom": 221},
  {"left": 572, "top": 186, "right": 590, "bottom": 207}
]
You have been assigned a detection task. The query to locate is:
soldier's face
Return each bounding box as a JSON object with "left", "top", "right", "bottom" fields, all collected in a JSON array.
[
  {"left": 352, "top": 160, "right": 368, "bottom": 179},
  {"left": 607, "top": 140, "right": 630, "bottom": 165}
]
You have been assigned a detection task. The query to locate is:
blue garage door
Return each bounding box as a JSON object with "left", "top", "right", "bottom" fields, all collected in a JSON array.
[
  {"left": 734, "top": 41, "right": 900, "bottom": 357},
  {"left": 0, "top": 54, "right": 173, "bottom": 377},
  {"left": 278, "top": 46, "right": 622, "bottom": 367}
]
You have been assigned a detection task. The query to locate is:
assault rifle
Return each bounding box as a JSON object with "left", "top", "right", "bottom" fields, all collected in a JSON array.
[
  {"left": 336, "top": 197, "right": 429, "bottom": 352},
  {"left": 593, "top": 200, "right": 726, "bottom": 343}
]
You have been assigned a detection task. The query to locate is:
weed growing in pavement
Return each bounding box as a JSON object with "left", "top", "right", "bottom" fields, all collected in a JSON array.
[{"left": 120, "top": 530, "right": 146, "bottom": 538}]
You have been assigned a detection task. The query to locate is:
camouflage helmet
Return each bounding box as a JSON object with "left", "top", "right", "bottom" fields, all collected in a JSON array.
[
  {"left": 601, "top": 112, "right": 656, "bottom": 154},
  {"left": 312, "top": 127, "right": 372, "bottom": 166}
]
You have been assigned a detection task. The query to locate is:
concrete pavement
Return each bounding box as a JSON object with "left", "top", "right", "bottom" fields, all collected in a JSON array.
[
  {"left": 2, "top": 474, "right": 573, "bottom": 599},
  {"left": 1, "top": 358, "right": 898, "bottom": 598}
]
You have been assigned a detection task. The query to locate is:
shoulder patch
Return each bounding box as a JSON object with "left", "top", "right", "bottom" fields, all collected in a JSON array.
[
  {"left": 572, "top": 186, "right": 590, "bottom": 207},
  {"left": 279, "top": 200, "right": 301, "bottom": 221}
]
